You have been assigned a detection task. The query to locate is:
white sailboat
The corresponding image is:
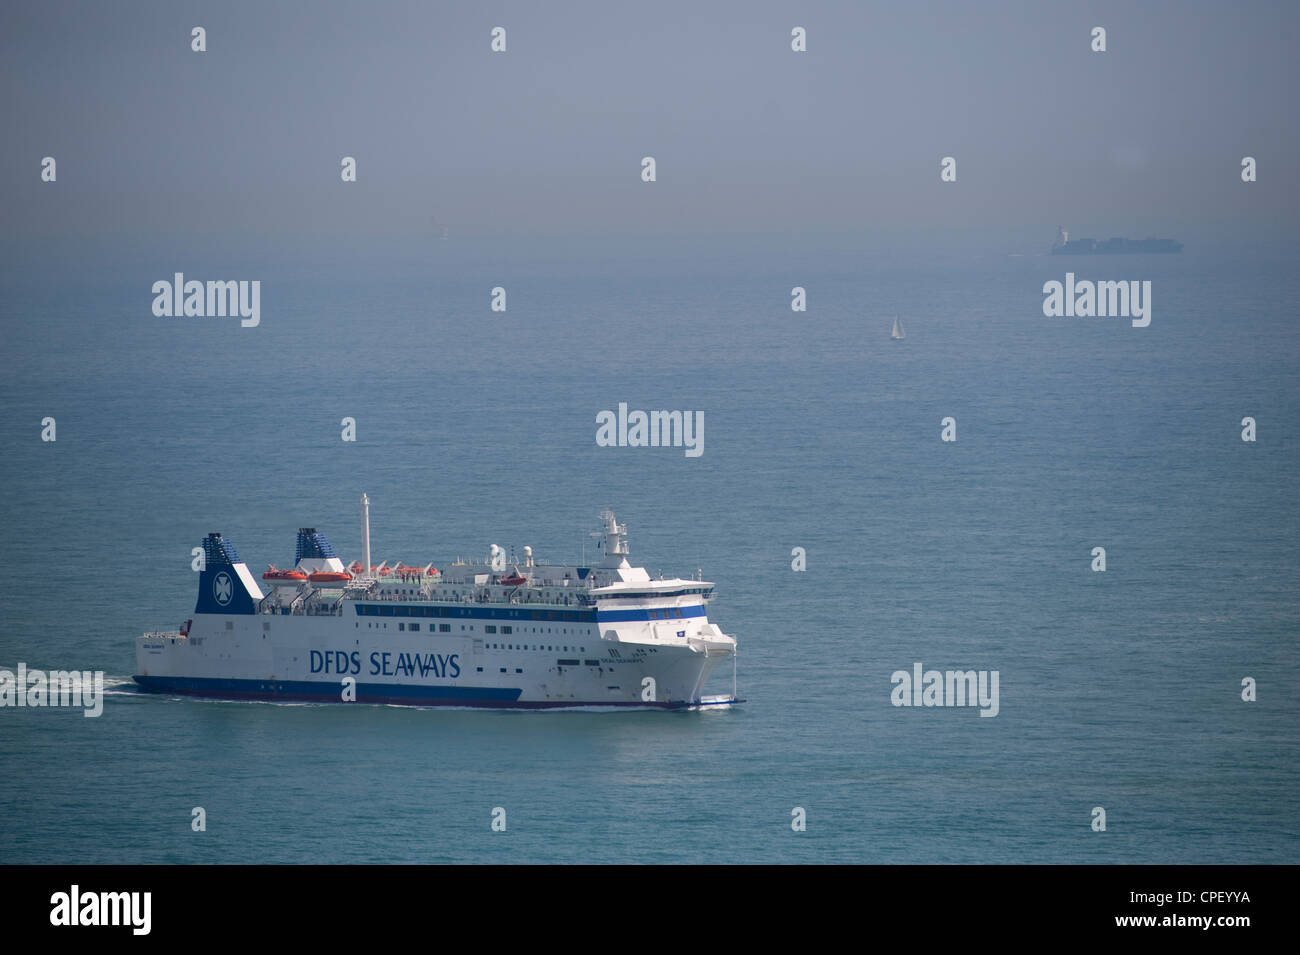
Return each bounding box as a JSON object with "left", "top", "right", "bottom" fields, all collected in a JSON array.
[{"left": 890, "top": 316, "right": 905, "bottom": 340}]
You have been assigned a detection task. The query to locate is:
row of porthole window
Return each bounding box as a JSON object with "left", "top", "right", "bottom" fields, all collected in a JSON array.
[
  {"left": 486, "top": 644, "right": 586, "bottom": 653},
  {"left": 357, "top": 622, "right": 454, "bottom": 632},
  {"left": 356, "top": 621, "right": 593, "bottom": 637},
  {"left": 356, "top": 621, "right": 598, "bottom": 641}
]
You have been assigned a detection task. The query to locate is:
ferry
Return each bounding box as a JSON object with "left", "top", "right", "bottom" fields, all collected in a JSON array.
[{"left": 134, "top": 498, "right": 740, "bottom": 709}]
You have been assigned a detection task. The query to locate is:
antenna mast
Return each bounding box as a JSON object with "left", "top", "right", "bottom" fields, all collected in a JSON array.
[{"left": 360, "top": 493, "right": 371, "bottom": 579}]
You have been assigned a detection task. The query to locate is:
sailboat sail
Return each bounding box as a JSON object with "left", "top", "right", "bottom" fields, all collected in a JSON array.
[{"left": 890, "top": 317, "right": 905, "bottom": 340}]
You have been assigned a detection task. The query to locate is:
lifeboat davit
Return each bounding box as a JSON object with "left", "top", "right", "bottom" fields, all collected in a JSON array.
[
  {"left": 263, "top": 565, "right": 308, "bottom": 581},
  {"left": 308, "top": 571, "right": 352, "bottom": 584}
]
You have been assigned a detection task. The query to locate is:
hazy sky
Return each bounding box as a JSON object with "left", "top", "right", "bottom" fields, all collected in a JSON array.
[{"left": 3, "top": 0, "right": 1296, "bottom": 240}]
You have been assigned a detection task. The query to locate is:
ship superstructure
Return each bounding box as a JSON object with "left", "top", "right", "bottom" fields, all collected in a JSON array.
[{"left": 135, "top": 499, "right": 738, "bottom": 709}]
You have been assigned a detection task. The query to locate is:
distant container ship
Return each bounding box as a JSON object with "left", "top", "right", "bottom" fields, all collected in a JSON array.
[{"left": 1051, "top": 227, "right": 1182, "bottom": 255}]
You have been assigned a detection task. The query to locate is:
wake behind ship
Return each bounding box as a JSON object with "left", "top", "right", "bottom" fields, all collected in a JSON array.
[{"left": 135, "top": 499, "right": 739, "bottom": 709}]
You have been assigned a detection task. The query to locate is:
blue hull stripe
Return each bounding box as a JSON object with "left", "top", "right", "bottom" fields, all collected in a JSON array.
[
  {"left": 135, "top": 675, "right": 519, "bottom": 705},
  {"left": 354, "top": 604, "right": 595, "bottom": 622},
  {"left": 596, "top": 605, "right": 705, "bottom": 622},
  {"left": 133, "top": 675, "right": 699, "bottom": 709},
  {"left": 345, "top": 604, "right": 706, "bottom": 623}
]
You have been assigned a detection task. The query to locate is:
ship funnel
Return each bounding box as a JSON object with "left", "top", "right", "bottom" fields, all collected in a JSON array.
[
  {"left": 195, "top": 532, "right": 264, "bottom": 615},
  {"left": 294, "top": 528, "right": 346, "bottom": 575}
]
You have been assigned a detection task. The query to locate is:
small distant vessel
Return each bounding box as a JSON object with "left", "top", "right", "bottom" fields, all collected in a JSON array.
[
  {"left": 1051, "top": 226, "right": 1182, "bottom": 255},
  {"left": 890, "top": 317, "right": 905, "bottom": 340}
]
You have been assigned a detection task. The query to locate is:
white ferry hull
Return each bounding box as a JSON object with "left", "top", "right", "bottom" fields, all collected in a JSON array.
[{"left": 137, "top": 614, "right": 730, "bottom": 708}]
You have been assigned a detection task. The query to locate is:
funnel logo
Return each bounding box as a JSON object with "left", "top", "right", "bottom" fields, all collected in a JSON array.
[{"left": 212, "top": 572, "right": 233, "bottom": 606}]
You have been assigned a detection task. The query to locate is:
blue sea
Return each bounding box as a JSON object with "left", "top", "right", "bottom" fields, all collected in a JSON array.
[{"left": 1, "top": 231, "right": 1296, "bottom": 863}]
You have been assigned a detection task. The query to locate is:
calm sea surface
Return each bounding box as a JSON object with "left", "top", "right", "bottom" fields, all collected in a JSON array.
[{"left": 1, "top": 234, "right": 1296, "bottom": 862}]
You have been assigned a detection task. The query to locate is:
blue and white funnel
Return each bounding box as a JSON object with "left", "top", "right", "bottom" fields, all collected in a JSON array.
[
  {"left": 293, "top": 528, "right": 346, "bottom": 574},
  {"left": 195, "top": 532, "right": 265, "bottom": 615}
]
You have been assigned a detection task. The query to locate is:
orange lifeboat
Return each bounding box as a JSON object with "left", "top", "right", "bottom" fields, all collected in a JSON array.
[
  {"left": 263, "top": 565, "right": 308, "bottom": 581},
  {"left": 308, "top": 571, "right": 352, "bottom": 584},
  {"left": 396, "top": 563, "right": 434, "bottom": 582}
]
